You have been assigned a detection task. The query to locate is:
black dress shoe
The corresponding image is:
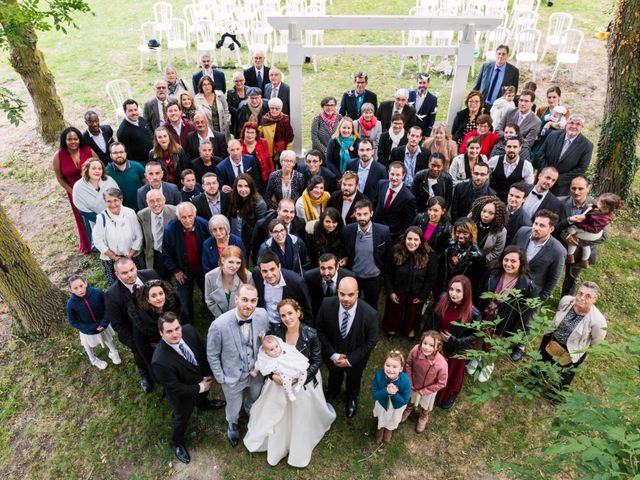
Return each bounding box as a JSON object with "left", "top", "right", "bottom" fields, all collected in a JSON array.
[
  {"left": 325, "top": 392, "right": 338, "bottom": 404},
  {"left": 346, "top": 399, "right": 358, "bottom": 418},
  {"left": 198, "top": 399, "right": 227, "bottom": 411},
  {"left": 227, "top": 422, "right": 240, "bottom": 447},
  {"left": 139, "top": 373, "right": 153, "bottom": 394},
  {"left": 439, "top": 394, "right": 457, "bottom": 410},
  {"left": 175, "top": 445, "right": 190, "bottom": 464},
  {"left": 511, "top": 348, "right": 525, "bottom": 362}
]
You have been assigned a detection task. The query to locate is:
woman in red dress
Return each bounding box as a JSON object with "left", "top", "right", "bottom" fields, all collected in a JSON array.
[{"left": 53, "top": 127, "right": 98, "bottom": 254}]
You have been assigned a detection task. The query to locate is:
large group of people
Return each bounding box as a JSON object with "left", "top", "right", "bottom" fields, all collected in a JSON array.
[{"left": 60, "top": 44, "right": 619, "bottom": 468}]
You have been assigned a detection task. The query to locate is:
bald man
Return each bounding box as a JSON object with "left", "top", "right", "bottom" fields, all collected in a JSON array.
[
  {"left": 214, "top": 139, "right": 261, "bottom": 193},
  {"left": 315, "top": 277, "right": 379, "bottom": 418}
]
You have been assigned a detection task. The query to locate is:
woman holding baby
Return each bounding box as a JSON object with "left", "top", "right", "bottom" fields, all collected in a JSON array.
[{"left": 243, "top": 299, "right": 336, "bottom": 468}]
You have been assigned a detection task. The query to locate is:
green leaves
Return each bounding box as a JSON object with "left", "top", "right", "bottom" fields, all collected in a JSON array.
[{"left": 0, "top": 84, "right": 25, "bottom": 126}]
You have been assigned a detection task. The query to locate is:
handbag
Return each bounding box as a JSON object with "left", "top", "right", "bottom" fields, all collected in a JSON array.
[{"left": 545, "top": 339, "right": 572, "bottom": 367}]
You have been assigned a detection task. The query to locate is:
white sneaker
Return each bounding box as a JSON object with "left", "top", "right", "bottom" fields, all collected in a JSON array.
[
  {"left": 478, "top": 364, "right": 495, "bottom": 383},
  {"left": 91, "top": 358, "right": 108, "bottom": 370},
  {"left": 108, "top": 351, "right": 122, "bottom": 365},
  {"left": 466, "top": 357, "right": 479, "bottom": 375}
]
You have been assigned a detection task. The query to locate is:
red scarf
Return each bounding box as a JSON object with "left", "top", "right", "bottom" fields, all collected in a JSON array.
[
  {"left": 358, "top": 115, "right": 378, "bottom": 138},
  {"left": 320, "top": 111, "right": 337, "bottom": 131}
]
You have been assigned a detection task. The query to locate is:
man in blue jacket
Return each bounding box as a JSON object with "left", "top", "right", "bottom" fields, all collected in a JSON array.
[{"left": 162, "top": 202, "right": 210, "bottom": 324}]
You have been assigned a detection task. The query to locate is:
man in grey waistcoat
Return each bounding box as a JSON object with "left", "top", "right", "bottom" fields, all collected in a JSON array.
[{"left": 207, "top": 283, "right": 270, "bottom": 447}]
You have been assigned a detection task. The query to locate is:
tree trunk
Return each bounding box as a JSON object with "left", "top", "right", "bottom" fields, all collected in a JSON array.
[
  {"left": 593, "top": 0, "right": 640, "bottom": 199},
  {"left": 0, "top": 205, "right": 67, "bottom": 336},
  {"left": 0, "top": 0, "right": 66, "bottom": 143}
]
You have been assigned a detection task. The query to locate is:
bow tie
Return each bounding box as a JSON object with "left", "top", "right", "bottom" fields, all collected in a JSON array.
[
  {"left": 238, "top": 319, "right": 252, "bottom": 326},
  {"left": 531, "top": 191, "right": 543, "bottom": 200},
  {"left": 343, "top": 196, "right": 353, "bottom": 201}
]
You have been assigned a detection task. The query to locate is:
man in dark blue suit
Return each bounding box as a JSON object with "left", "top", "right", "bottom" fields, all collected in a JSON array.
[
  {"left": 339, "top": 72, "right": 378, "bottom": 120},
  {"left": 243, "top": 50, "right": 271, "bottom": 95},
  {"left": 263, "top": 67, "right": 290, "bottom": 115},
  {"left": 191, "top": 53, "right": 227, "bottom": 93},
  {"left": 373, "top": 161, "right": 417, "bottom": 240},
  {"left": 83, "top": 111, "right": 114, "bottom": 165},
  {"left": 346, "top": 139, "right": 387, "bottom": 206},
  {"left": 408, "top": 73, "right": 438, "bottom": 138},
  {"left": 474, "top": 45, "right": 520, "bottom": 105},
  {"left": 214, "top": 139, "right": 261, "bottom": 193},
  {"left": 162, "top": 202, "right": 211, "bottom": 324}
]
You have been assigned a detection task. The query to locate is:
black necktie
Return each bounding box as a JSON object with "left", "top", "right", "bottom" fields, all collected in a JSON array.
[{"left": 325, "top": 279, "right": 334, "bottom": 296}]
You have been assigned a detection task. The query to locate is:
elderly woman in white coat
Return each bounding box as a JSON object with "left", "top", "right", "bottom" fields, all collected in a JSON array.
[
  {"left": 194, "top": 75, "right": 231, "bottom": 139},
  {"left": 92, "top": 188, "right": 144, "bottom": 286},
  {"left": 539, "top": 281, "right": 607, "bottom": 392},
  {"left": 72, "top": 158, "right": 119, "bottom": 243},
  {"left": 204, "top": 245, "right": 254, "bottom": 318}
]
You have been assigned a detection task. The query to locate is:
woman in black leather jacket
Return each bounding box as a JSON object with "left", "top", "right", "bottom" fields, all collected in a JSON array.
[
  {"left": 413, "top": 196, "right": 453, "bottom": 258},
  {"left": 440, "top": 217, "right": 483, "bottom": 292}
]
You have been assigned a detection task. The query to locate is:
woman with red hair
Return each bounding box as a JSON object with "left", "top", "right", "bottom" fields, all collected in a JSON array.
[
  {"left": 240, "top": 121, "right": 274, "bottom": 188},
  {"left": 424, "top": 275, "right": 480, "bottom": 409}
]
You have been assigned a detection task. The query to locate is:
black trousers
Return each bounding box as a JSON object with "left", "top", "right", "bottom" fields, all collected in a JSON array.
[
  {"left": 326, "top": 361, "right": 366, "bottom": 401},
  {"left": 169, "top": 392, "right": 209, "bottom": 447},
  {"left": 153, "top": 249, "right": 173, "bottom": 281},
  {"left": 175, "top": 270, "right": 206, "bottom": 324},
  {"left": 539, "top": 333, "right": 586, "bottom": 389},
  {"left": 356, "top": 276, "right": 381, "bottom": 310}
]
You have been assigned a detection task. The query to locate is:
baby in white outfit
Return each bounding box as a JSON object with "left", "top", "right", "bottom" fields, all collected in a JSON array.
[{"left": 252, "top": 335, "right": 309, "bottom": 401}]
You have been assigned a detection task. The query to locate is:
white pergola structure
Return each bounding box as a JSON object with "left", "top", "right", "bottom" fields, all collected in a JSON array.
[{"left": 267, "top": 15, "right": 503, "bottom": 155}]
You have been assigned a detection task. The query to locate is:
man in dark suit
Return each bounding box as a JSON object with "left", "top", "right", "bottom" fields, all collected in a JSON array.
[
  {"left": 376, "top": 88, "right": 417, "bottom": 132},
  {"left": 234, "top": 88, "right": 269, "bottom": 138},
  {"left": 185, "top": 112, "right": 228, "bottom": 161},
  {"left": 137, "top": 189, "right": 177, "bottom": 279},
  {"left": 536, "top": 115, "right": 594, "bottom": 197},
  {"left": 511, "top": 210, "right": 567, "bottom": 361},
  {"left": 116, "top": 99, "right": 153, "bottom": 164},
  {"left": 243, "top": 50, "right": 270, "bottom": 94},
  {"left": 143, "top": 79, "right": 169, "bottom": 134},
  {"left": 83, "top": 111, "right": 114, "bottom": 165},
  {"left": 215, "top": 140, "right": 261, "bottom": 192},
  {"left": 263, "top": 67, "right": 290, "bottom": 115},
  {"left": 152, "top": 312, "right": 225, "bottom": 464},
  {"left": 339, "top": 72, "right": 378, "bottom": 120},
  {"left": 251, "top": 198, "right": 305, "bottom": 262},
  {"left": 411, "top": 153, "right": 454, "bottom": 212},
  {"left": 252, "top": 251, "right": 313, "bottom": 325},
  {"left": 342, "top": 199, "right": 391, "bottom": 308},
  {"left": 408, "top": 73, "right": 438, "bottom": 137},
  {"left": 520, "top": 166, "right": 564, "bottom": 221},
  {"left": 137, "top": 162, "right": 182, "bottom": 210},
  {"left": 296, "top": 150, "right": 338, "bottom": 194},
  {"left": 388, "top": 126, "right": 429, "bottom": 186},
  {"left": 450, "top": 162, "right": 496, "bottom": 221},
  {"left": 191, "top": 53, "right": 227, "bottom": 93},
  {"left": 346, "top": 138, "right": 387, "bottom": 206},
  {"left": 474, "top": 44, "right": 520, "bottom": 105},
  {"left": 163, "top": 100, "right": 195, "bottom": 149},
  {"left": 327, "top": 170, "right": 365, "bottom": 225},
  {"left": 316, "top": 276, "right": 379, "bottom": 417},
  {"left": 304, "top": 253, "right": 355, "bottom": 319},
  {"left": 191, "top": 172, "right": 229, "bottom": 221},
  {"left": 104, "top": 257, "right": 159, "bottom": 393},
  {"left": 373, "top": 161, "right": 417, "bottom": 240},
  {"left": 505, "top": 182, "right": 532, "bottom": 244},
  {"left": 162, "top": 202, "right": 211, "bottom": 324}
]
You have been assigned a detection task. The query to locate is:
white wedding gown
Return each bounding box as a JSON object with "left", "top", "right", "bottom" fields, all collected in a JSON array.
[{"left": 243, "top": 371, "right": 336, "bottom": 468}]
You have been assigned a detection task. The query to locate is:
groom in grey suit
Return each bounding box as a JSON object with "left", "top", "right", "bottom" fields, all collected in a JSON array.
[{"left": 207, "top": 283, "right": 269, "bottom": 447}]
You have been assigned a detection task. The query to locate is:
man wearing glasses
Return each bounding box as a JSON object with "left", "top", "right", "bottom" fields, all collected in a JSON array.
[
  {"left": 536, "top": 114, "right": 594, "bottom": 197},
  {"left": 495, "top": 89, "right": 541, "bottom": 150},
  {"left": 143, "top": 79, "right": 169, "bottom": 133},
  {"left": 339, "top": 72, "right": 378, "bottom": 120}
]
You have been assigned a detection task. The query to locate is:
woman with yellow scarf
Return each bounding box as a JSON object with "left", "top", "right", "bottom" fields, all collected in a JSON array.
[{"left": 295, "top": 175, "right": 330, "bottom": 233}]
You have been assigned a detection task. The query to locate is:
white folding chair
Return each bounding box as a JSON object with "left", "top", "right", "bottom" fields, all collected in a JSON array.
[
  {"left": 511, "top": 0, "right": 540, "bottom": 15},
  {"left": 183, "top": 4, "right": 200, "bottom": 46},
  {"left": 514, "top": 28, "right": 541, "bottom": 80},
  {"left": 137, "top": 21, "right": 162, "bottom": 71},
  {"left": 195, "top": 21, "right": 218, "bottom": 66},
  {"left": 551, "top": 28, "right": 583, "bottom": 82},
  {"left": 152, "top": 2, "right": 173, "bottom": 43},
  {"left": 541, "top": 12, "right": 573, "bottom": 59},
  {"left": 271, "top": 29, "right": 289, "bottom": 66},
  {"left": 484, "top": 27, "right": 510, "bottom": 61},
  {"left": 285, "top": 0, "right": 306, "bottom": 14},
  {"left": 166, "top": 18, "right": 189, "bottom": 65},
  {"left": 510, "top": 10, "right": 539, "bottom": 39},
  {"left": 246, "top": 20, "right": 272, "bottom": 66},
  {"left": 105, "top": 79, "right": 132, "bottom": 122}
]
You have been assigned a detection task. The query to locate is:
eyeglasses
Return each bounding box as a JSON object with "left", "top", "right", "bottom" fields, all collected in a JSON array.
[{"left": 147, "top": 280, "right": 163, "bottom": 286}]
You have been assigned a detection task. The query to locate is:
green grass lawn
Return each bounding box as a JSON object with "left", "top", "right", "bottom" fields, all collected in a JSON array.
[{"left": 0, "top": 0, "right": 635, "bottom": 478}]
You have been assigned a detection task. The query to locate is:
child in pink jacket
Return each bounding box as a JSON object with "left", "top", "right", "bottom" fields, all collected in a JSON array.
[{"left": 401, "top": 330, "right": 448, "bottom": 433}]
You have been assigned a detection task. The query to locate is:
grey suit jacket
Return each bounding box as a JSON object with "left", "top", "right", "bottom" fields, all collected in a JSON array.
[
  {"left": 512, "top": 227, "right": 567, "bottom": 300},
  {"left": 480, "top": 227, "right": 507, "bottom": 264},
  {"left": 204, "top": 268, "right": 255, "bottom": 318},
  {"left": 206, "top": 307, "right": 270, "bottom": 385},
  {"left": 496, "top": 109, "right": 541, "bottom": 146},
  {"left": 142, "top": 98, "right": 162, "bottom": 134},
  {"left": 136, "top": 183, "right": 182, "bottom": 211},
  {"left": 137, "top": 204, "right": 177, "bottom": 268}
]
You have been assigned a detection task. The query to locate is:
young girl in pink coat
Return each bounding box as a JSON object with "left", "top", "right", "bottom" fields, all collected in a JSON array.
[{"left": 401, "top": 330, "right": 448, "bottom": 432}]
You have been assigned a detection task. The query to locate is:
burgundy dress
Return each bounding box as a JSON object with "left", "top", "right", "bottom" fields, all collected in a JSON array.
[
  {"left": 58, "top": 147, "right": 93, "bottom": 253},
  {"left": 435, "top": 306, "right": 470, "bottom": 404}
]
